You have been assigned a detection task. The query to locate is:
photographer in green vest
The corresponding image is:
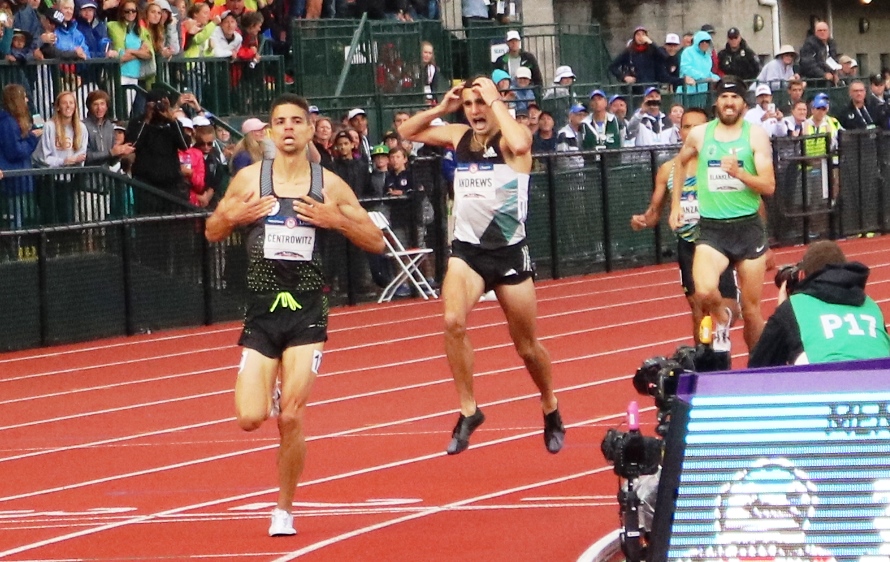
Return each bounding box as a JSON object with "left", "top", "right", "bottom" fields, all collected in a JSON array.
[{"left": 748, "top": 240, "right": 890, "bottom": 367}]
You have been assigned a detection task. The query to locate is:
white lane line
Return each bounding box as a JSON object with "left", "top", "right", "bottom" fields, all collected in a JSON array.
[
  {"left": 0, "top": 279, "right": 685, "bottom": 384},
  {"left": 0, "top": 326, "right": 684, "bottom": 438},
  {"left": 0, "top": 379, "right": 633, "bottom": 504},
  {"left": 0, "top": 418, "right": 234, "bottom": 464},
  {"left": 0, "top": 390, "right": 231, "bottom": 432},
  {"left": 0, "top": 365, "right": 231, "bottom": 407},
  {"left": 0, "top": 242, "right": 877, "bottom": 369},
  {"left": 0, "top": 408, "right": 633, "bottom": 559},
  {"left": 271, "top": 466, "right": 612, "bottom": 561}
]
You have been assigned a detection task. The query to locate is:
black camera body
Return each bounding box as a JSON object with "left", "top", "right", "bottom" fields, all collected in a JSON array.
[
  {"left": 775, "top": 263, "right": 801, "bottom": 294},
  {"left": 601, "top": 428, "right": 662, "bottom": 479}
]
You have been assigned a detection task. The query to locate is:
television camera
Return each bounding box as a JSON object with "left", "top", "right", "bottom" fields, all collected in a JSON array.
[{"left": 599, "top": 343, "right": 720, "bottom": 562}]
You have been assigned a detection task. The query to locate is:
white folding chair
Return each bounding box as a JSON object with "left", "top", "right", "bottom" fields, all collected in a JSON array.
[{"left": 368, "top": 211, "right": 438, "bottom": 303}]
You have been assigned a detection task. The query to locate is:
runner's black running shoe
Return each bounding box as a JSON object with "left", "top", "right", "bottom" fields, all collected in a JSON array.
[
  {"left": 543, "top": 408, "right": 566, "bottom": 454},
  {"left": 446, "top": 408, "right": 485, "bottom": 455}
]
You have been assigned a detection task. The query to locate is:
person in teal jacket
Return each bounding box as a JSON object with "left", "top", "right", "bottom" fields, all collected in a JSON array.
[{"left": 679, "top": 30, "right": 719, "bottom": 95}]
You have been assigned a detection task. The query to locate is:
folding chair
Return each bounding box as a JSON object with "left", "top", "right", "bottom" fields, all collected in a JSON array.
[{"left": 368, "top": 211, "right": 438, "bottom": 303}]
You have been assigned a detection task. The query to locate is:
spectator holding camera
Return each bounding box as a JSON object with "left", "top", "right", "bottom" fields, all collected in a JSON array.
[
  {"left": 608, "top": 26, "right": 668, "bottom": 94},
  {"left": 748, "top": 241, "right": 890, "bottom": 367},
  {"left": 125, "top": 88, "right": 190, "bottom": 201}
]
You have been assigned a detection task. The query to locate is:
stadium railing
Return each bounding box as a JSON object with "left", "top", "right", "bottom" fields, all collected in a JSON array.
[{"left": 2, "top": 130, "right": 887, "bottom": 352}]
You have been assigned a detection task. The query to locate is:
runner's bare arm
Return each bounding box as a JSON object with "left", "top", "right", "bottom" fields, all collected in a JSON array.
[
  {"left": 294, "top": 170, "right": 385, "bottom": 254},
  {"left": 398, "top": 86, "right": 467, "bottom": 147},
  {"left": 736, "top": 125, "right": 776, "bottom": 196},
  {"left": 473, "top": 78, "right": 533, "bottom": 156},
  {"left": 632, "top": 159, "right": 672, "bottom": 230},
  {"left": 205, "top": 162, "right": 276, "bottom": 242},
  {"left": 669, "top": 126, "right": 702, "bottom": 230}
]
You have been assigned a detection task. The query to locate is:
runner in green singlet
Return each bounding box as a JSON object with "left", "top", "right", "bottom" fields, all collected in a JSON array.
[{"left": 669, "top": 76, "right": 776, "bottom": 354}]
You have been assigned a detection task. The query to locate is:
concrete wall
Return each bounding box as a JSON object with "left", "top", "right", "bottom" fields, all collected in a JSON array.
[{"left": 553, "top": 0, "right": 890, "bottom": 76}]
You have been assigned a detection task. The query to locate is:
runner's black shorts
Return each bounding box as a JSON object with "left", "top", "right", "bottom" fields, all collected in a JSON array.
[
  {"left": 677, "top": 237, "right": 738, "bottom": 300},
  {"left": 238, "top": 291, "right": 328, "bottom": 359},
  {"left": 450, "top": 239, "right": 534, "bottom": 294},
  {"left": 697, "top": 213, "right": 768, "bottom": 264}
]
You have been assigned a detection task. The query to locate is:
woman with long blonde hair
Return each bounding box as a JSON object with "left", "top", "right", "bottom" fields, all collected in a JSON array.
[
  {"left": 0, "top": 84, "right": 43, "bottom": 228},
  {"left": 33, "top": 91, "right": 89, "bottom": 222},
  {"left": 230, "top": 118, "right": 269, "bottom": 175}
]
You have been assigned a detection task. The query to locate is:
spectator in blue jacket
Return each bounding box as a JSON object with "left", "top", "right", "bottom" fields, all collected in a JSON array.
[
  {"left": 679, "top": 30, "right": 719, "bottom": 94},
  {"left": 0, "top": 84, "right": 42, "bottom": 229},
  {"left": 609, "top": 26, "right": 669, "bottom": 94},
  {"left": 75, "top": 1, "right": 109, "bottom": 59},
  {"left": 42, "top": 5, "right": 89, "bottom": 60}
]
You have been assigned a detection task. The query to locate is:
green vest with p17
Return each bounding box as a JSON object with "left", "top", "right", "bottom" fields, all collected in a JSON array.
[
  {"left": 790, "top": 293, "right": 890, "bottom": 363},
  {"left": 696, "top": 120, "right": 760, "bottom": 219}
]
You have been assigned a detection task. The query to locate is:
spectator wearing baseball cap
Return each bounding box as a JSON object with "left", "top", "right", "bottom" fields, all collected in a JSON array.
[
  {"left": 658, "top": 33, "right": 685, "bottom": 90},
  {"left": 755, "top": 45, "right": 800, "bottom": 90},
  {"left": 75, "top": 0, "right": 110, "bottom": 60},
  {"left": 493, "top": 29, "right": 543, "bottom": 86},
  {"left": 580, "top": 88, "right": 621, "bottom": 151},
  {"left": 718, "top": 27, "right": 760, "bottom": 80},
  {"left": 837, "top": 55, "right": 859, "bottom": 83},
  {"left": 555, "top": 104, "right": 589, "bottom": 169},
  {"left": 678, "top": 30, "right": 720, "bottom": 95},
  {"left": 868, "top": 74, "right": 889, "bottom": 126},
  {"left": 347, "top": 108, "right": 372, "bottom": 170},
  {"left": 745, "top": 83, "right": 787, "bottom": 138},
  {"left": 628, "top": 86, "right": 672, "bottom": 147},
  {"left": 608, "top": 25, "right": 671, "bottom": 95},
  {"left": 608, "top": 94, "right": 631, "bottom": 145}
]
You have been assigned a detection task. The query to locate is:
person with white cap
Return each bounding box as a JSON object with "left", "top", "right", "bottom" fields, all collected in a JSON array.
[
  {"left": 205, "top": 93, "right": 384, "bottom": 538},
  {"left": 755, "top": 44, "right": 800, "bottom": 90},
  {"left": 512, "top": 66, "right": 535, "bottom": 112},
  {"left": 398, "top": 75, "right": 566, "bottom": 456},
  {"left": 543, "top": 64, "right": 576, "bottom": 100},
  {"left": 176, "top": 115, "right": 210, "bottom": 207},
  {"left": 144, "top": 0, "right": 179, "bottom": 58},
  {"left": 608, "top": 25, "right": 669, "bottom": 93},
  {"left": 744, "top": 83, "right": 787, "bottom": 137},
  {"left": 658, "top": 33, "right": 684, "bottom": 89},
  {"left": 347, "top": 107, "right": 372, "bottom": 170},
  {"left": 493, "top": 29, "right": 543, "bottom": 87}
]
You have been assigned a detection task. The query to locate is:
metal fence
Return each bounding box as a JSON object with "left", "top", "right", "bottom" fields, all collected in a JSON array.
[{"left": 3, "top": 130, "right": 889, "bottom": 352}]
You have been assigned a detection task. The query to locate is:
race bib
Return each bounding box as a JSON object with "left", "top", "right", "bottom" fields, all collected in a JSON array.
[
  {"left": 680, "top": 194, "right": 699, "bottom": 225},
  {"left": 264, "top": 216, "right": 315, "bottom": 261},
  {"left": 706, "top": 160, "right": 746, "bottom": 192},
  {"left": 454, "top": 163, "right": 497, "bottom": 202}
]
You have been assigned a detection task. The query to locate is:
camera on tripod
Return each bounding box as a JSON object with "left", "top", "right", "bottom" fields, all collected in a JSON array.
[{"left": 601, "top": 427, "right": 661, "bottom": 480}]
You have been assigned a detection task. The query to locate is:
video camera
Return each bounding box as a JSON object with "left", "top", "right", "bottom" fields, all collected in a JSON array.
[{"left": 775, "top": 263, "right": 802, "bottom": 294}]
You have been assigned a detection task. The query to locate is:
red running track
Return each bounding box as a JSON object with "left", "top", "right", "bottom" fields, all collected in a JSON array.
[{"left": 2, "top": 237, "right": 890, "bottom": 561}]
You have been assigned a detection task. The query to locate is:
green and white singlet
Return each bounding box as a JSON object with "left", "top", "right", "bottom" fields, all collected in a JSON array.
[{"left": 695, "top": 120, "right": 760, "bottom": 220}]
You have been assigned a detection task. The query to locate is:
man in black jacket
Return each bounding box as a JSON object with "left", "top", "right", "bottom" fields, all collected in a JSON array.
[
  {"left": 493, "top": 30, "right": 544, "bottom": 87},
  {"left": 799, "top": 20, "right": 840, "bottom": 85},
  {"left": 608, "top": 26, "right": 668, "bottom": 94},
  {"left": 718, "top": 28, "right": 760, "bottom": 80},
  {"left": 748, "top": 241, "right": 890, "bottom": 367},
  {"left": 837, "top": 80, "right": 883, "bottom": 130}
]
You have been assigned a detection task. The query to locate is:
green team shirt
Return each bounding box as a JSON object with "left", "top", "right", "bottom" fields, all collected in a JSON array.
[
  {"left": 790, "top": 293, "right": 890, "bottom": 363},
  {"left": 695, "top": 120, "right": 761, "bottom": 219}
]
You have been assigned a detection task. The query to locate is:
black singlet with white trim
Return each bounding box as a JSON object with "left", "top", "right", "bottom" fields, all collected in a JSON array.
[{"left": 245, "top": 159, "right": 326, "bottom": 293}]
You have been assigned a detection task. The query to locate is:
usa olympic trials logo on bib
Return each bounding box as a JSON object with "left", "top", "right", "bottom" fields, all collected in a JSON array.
[
  {"left": 285, "top": 217, "right": 297, "bottom": 228},
  {"left": 469, "top": 163, "right": 478, "bottom": 173}
]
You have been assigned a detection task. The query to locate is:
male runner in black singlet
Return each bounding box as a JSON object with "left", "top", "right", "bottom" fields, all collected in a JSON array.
[
  {"left": 205, "top": 94, "right": 384, "bottom": 537},
  {"left": 399, "top": 76, "right": 565, "bottom": 455}
]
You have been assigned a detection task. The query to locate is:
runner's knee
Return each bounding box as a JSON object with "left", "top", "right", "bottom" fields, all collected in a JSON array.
[
  {"left": 237, "top": 411, "right": 265, "bottom": 432},
  {"left": 444, "top": 311, "right": 467, "bottom": 339}
]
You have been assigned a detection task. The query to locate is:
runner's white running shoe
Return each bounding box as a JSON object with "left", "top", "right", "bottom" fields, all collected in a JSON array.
[
  {"left": 269, "top": 507, "right": 296, "bottom": 536},
  {"left": 713, "top": 307, "right": 733, "bottom": 353}
]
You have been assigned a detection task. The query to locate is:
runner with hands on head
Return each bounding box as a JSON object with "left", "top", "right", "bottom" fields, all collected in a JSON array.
[{"left": 398, "top": 76, "right": 565, "bottom": 455}]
